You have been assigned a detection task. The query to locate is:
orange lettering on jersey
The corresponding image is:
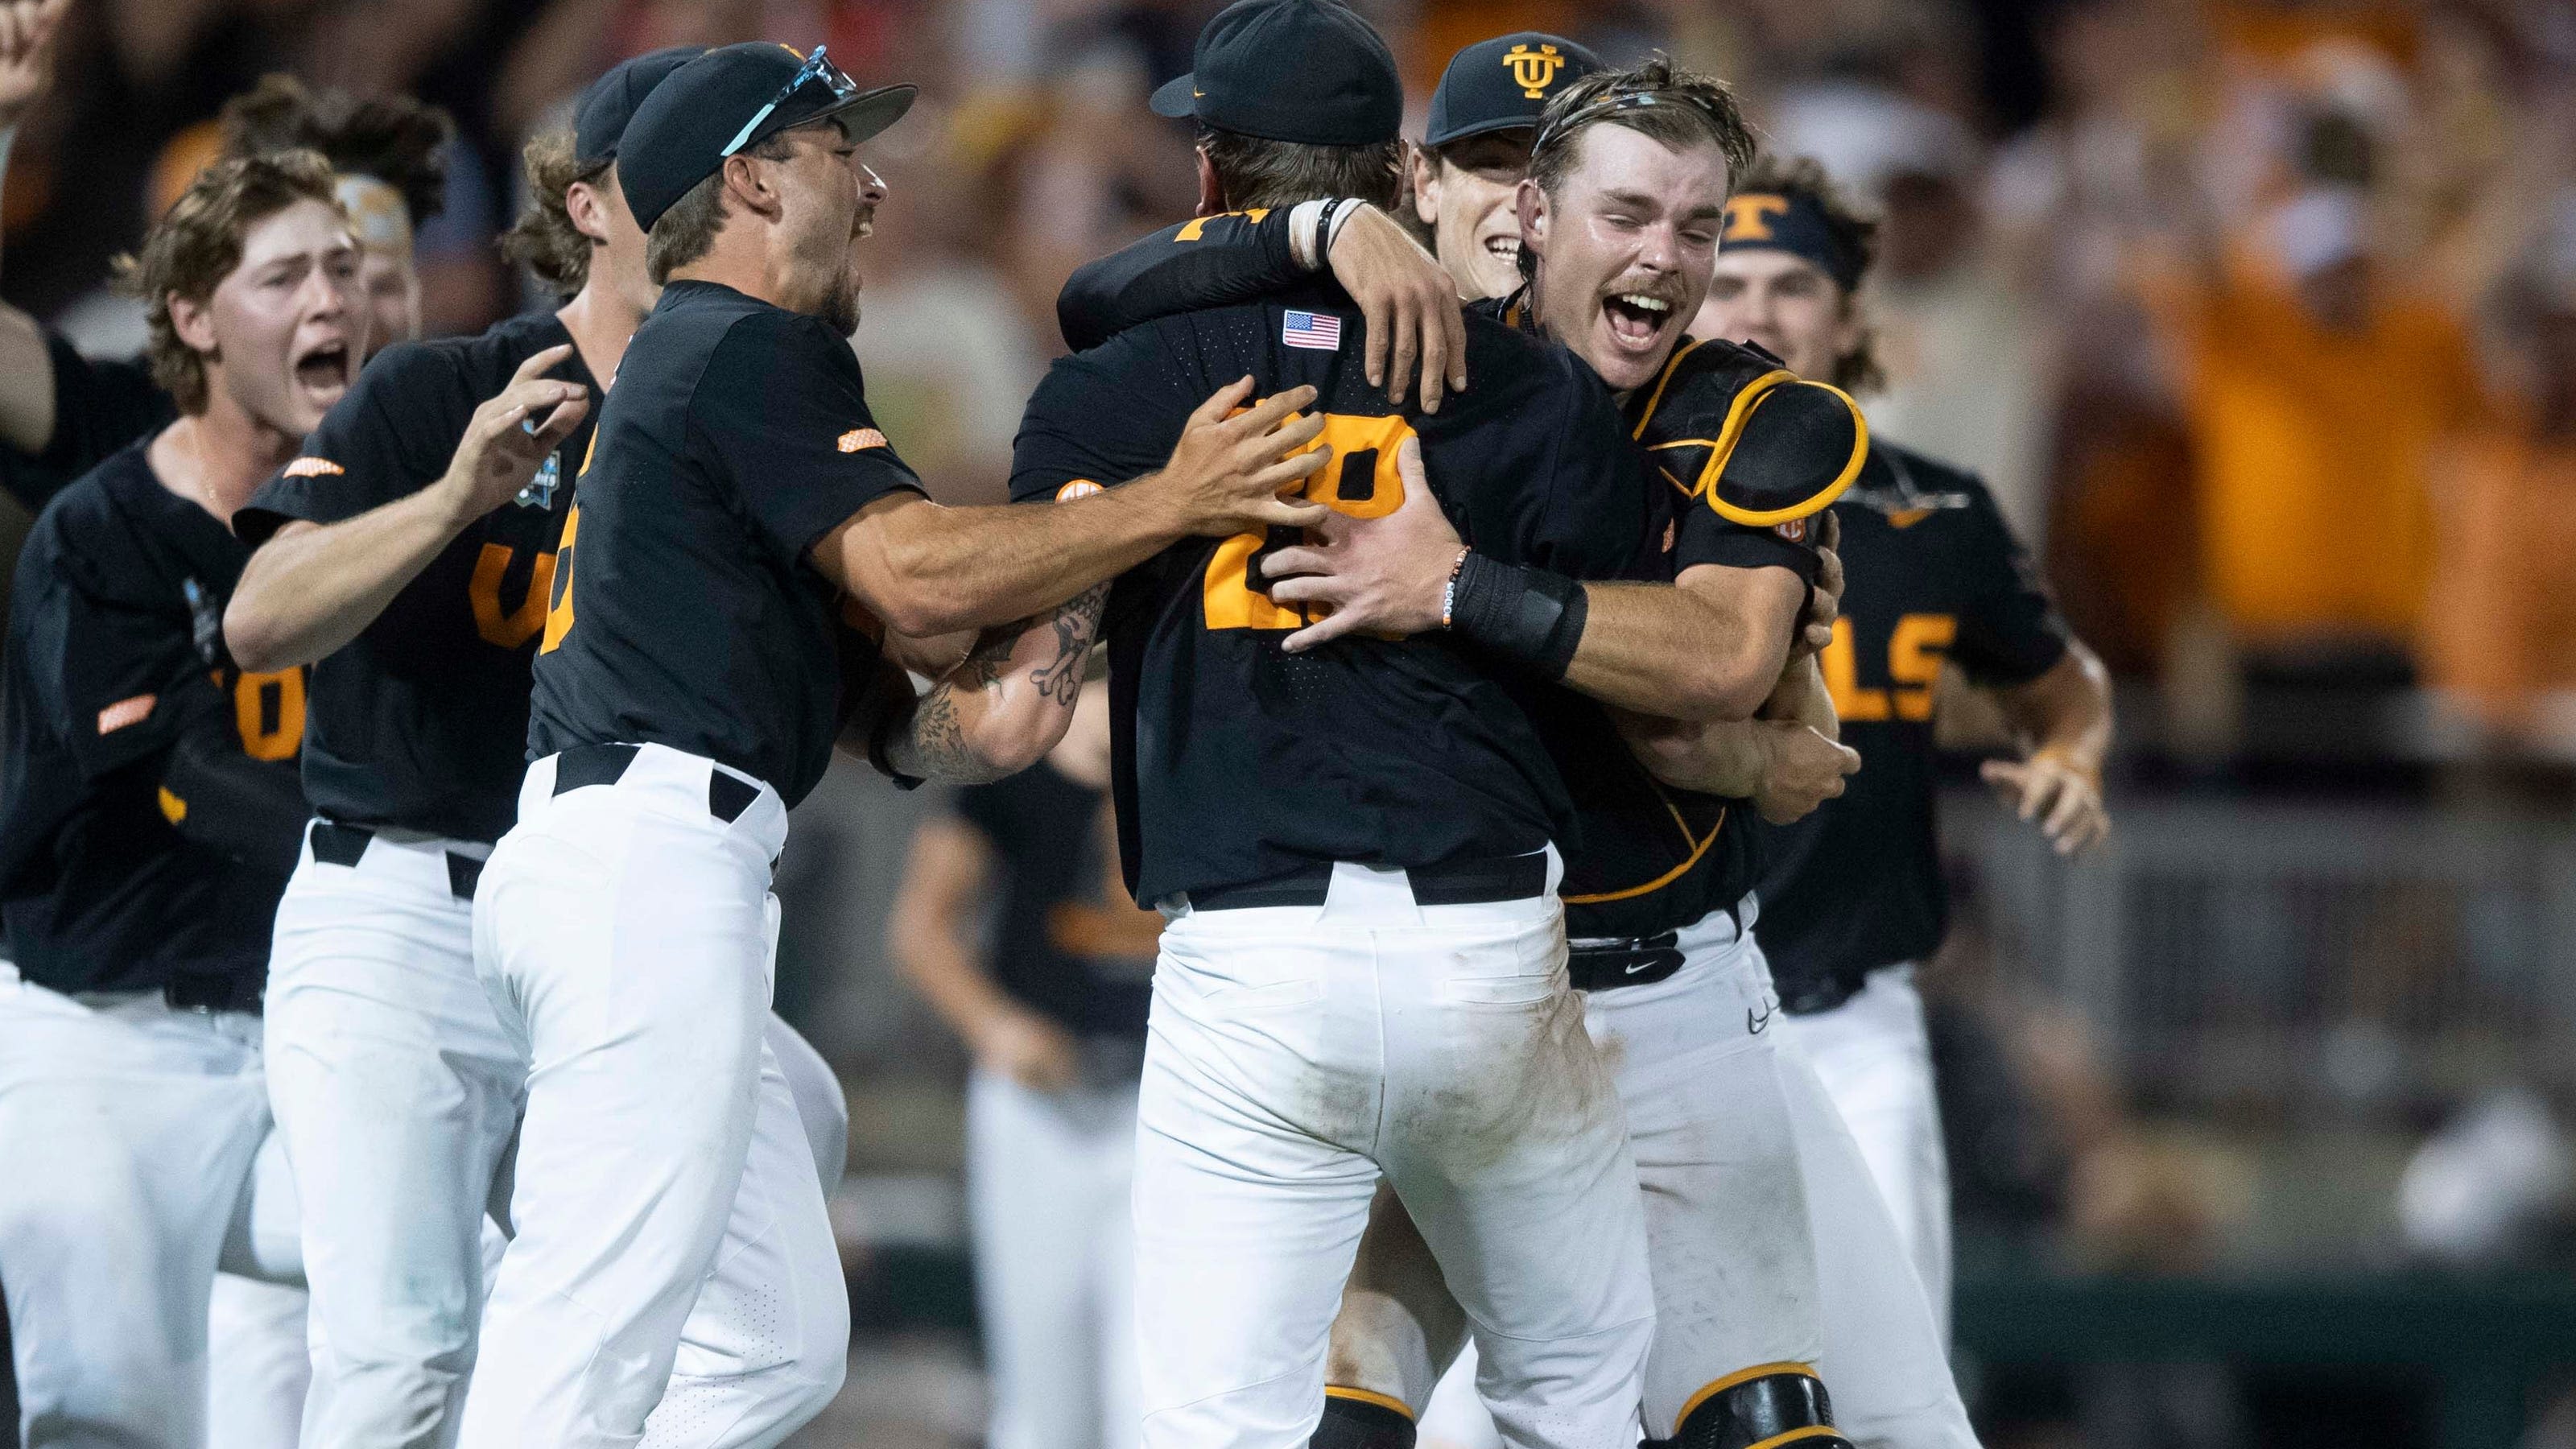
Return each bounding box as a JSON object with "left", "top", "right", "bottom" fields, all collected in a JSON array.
[
  {"left": 97, "top": 694, "right": 156, "bottom": 735},
  {"left": 1820, "top": 619, "right": 1889, "bottom": 721},
  {"left": 1174, "top": 208, "right": 1272, "bottom": 242},
  {"left": 469, "top": 543, "right": 558, "bottom": 649},
  {"left": 158, "top": 786, "right": 188, "bottom": 824},
  {"left": 837, "top": 427, "right": 889, "bottom": 453},
  {"left": 1200, "top": 411, "right": 1416, "bottom": 632},
  {"left": 539, "top": 506, "right": 580, "bottom": 654},
  {"left": 1889, "top": 613, "right": 1955, "bottom": 721},
  {"left": 232, "top": 669, "right": 305, "bottom": 761},
  {"left": 283, "top": 457, "right": 345, "bottom": 478},
  {"left": 1821, "top": 613, "right": 1957, "bottom": 723}
]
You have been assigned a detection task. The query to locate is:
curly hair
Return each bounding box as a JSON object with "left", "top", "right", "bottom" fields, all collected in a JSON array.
[
  {"left": 219, "top": 73, "right": 454, "bottom": 226},
  {"left": 502, "top": 129, "right": 609, "bottom": 297},
  {"left": 1731, "top": 151, "right": 1886, "bottom": 394},
  {"left": 114, "top": 150, "right": 343, "bottom": 415}
]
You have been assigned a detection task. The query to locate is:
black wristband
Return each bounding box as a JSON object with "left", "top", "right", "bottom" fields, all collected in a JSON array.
[{"left": 1447, "top": 551, "right": 1588, "bottom": 680}]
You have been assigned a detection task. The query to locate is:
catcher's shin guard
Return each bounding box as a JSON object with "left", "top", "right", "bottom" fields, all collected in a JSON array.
[
  {"left": 1654, "top": 1364, "right": 1856, "bottom": 1449},
  {"left": 1312, "top": 1387, "right": 1418, "bottom": 1449}
]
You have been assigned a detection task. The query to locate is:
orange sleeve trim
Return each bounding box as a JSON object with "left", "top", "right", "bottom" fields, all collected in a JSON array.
[
  {"left": 1674, "top": 1363, "right": 1821, "bottom": 1428},
  {"left": 1323, "top": 1386, "right": 1416, "bottom": 1421},
  {"left": 1746, "top": 1427, "right": 1847, "bottom": 1449}
]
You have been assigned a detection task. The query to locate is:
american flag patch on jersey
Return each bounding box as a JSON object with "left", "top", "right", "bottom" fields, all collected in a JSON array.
[{"left": 1282, "top": 310, "right": 1342, "bottom": 351}]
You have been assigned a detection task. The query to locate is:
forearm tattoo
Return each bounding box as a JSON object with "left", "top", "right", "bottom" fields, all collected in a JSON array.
[{"left": 894, "top": 585, "right": 1108, "bottom": 782}]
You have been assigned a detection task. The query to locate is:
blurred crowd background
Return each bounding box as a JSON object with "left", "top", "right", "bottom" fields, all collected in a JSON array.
[{"left": 6, "top": 0, "right": 2576, "bottom": 1446}]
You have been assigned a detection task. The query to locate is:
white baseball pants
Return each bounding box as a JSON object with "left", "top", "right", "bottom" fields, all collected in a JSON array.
[
  {"left": 1133, "top": 853, "right": 1654, "bottom": 1449},
  {"left": 1773, "top": 965, "right": 1951, "bottom": 1325},
  {"left": 463, "top": 745, "right": 847, "bottom": 1449},
  {"left": 1390, "top": 901, "right": 1820, "bottom": 1447},
  {"left": 267, "top": 816, "right": 854, "bottom": 1449},
  {"left": 0, "top": 967, "right": 301, "bottom": 1448},
  {"left": 265, "top": 828, "right": 524, "bottom": 1449},
  {"left": 967, "top": 1065, "right": 1140, "bottom": 1449},
  {"left": 1387, "top": 914, "right": 1980, "bottom": 1449}
]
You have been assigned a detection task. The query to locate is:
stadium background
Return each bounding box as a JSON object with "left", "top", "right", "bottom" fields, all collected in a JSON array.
[{"left": 3, "top": 0, "right": 2574, "bottom": 1444}]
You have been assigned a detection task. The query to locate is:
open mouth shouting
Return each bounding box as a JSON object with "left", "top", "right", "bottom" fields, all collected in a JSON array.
[
  {"left": 291, "top": 336, "right": 353, "bottom": 410},
  {"left": 1600, "top": 287, "right": 1677, "bottom": 349}
]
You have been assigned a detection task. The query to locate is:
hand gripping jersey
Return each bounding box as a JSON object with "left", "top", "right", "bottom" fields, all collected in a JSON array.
[
  {"left": 526, "top": 281, "right": 923, "bottom": 808},
  {"left": 1754, "top": 441, "right": 2069, "bottom": 1010},
  {"left": 1546, "top": 332, "right": 1864, "bottom": 943},
  {"left": 236, "top": 311, "right": 599, "bottom": 843},
  {"left": 1049, "top": 215, "right": 1864, "bottom": 931},
  {"left": 0, "top": 440, "right": 307, "bottom": 994},
  {"left": 1011, "top": 279, "right": 1659, "bottom": 905}
]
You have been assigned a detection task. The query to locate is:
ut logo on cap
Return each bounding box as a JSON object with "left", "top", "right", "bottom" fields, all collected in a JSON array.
[
  {"left": 1504, "top": 43, "right": 1564, "bottom": 99},
  {"left": 1723, "top": 194, "right": 1790, "bottom": 241}
]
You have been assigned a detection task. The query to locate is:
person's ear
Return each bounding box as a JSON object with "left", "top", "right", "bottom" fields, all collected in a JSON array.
[
  {"left": 565, "top": 181, "right": 613, "bottom": 246},
  {"left": 168, "top": 291, "right": 219, "bottom": 358},
  {"left": 1410, "top": 145, "right": 1440, "bottom": 228},
  {"left": 1194, "top": 147, "right": 1224, "bottom": 217},
  {"left": 1515, "top": 178, "right": 1546, "bottom": 257},
  {"left": 722, "top": 152, "right": 786, "bottom": 220}
]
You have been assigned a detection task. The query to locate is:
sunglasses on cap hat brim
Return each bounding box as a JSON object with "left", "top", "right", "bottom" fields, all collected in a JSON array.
[{"left": 720, "top": 46, "right": 918, "bottom": 158}]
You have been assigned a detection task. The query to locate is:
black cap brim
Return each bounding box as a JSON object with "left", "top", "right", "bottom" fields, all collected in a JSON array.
[
  {"left": 1148, "top": 72, "right": 1199, "bottom": 119},
  {"left": 799, "top": 82, "right": 919, "bottom": 147},
  {"left": 1425, "top": 115, "right": 1538, "bottom": 149}
]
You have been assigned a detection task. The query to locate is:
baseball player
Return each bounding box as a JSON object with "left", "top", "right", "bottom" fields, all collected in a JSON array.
[
  {"left": 220, "top": 48, "right": 858, "bottom": 1449},
  {"left": 1705, "top": 151, "right": 2112, "bottom": 1340},
  {"left": 0, "top": 150, "right": 356, "bottom": 1449},
  {"left": 0, "top": 3, "right": 449, "bottom": 510},
  {"left": 890, "top": 676, "right": 1158, "bottom": 1449},
  {"left": 1056, "top": 52, "right": 1984, "bottom": 1449},
  {"left": 1007, "top": 5, "right": 1877, "bottom": 1443},
  {"left": 466, "top": 39, "right": 1331, "bottom": 1447}
]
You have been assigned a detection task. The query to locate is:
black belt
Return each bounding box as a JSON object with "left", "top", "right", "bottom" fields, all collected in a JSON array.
[
  {"left": 1567, "top": 931, "right": 1684, "bottom": 992},
  {"left": 164, "top": 971, "right": 263, "bottom": 1015},
  {"left": 1190, "top": 852, "right": 1550, "bottom": 911},
  {"left": 551, "top": 743, "right": 759, "bottom": 824},
  {"left": 309, "top": 819, "right": 485, "bottom": 901}
]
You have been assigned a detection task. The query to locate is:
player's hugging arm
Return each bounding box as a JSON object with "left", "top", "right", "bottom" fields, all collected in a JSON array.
[
  {"left": 862, "top": 586, "right": 1110, "bottom": 786},
  {"left": 1616, "top": 652, "right": 1858, "bottom": 824},
  {"left": 1055, "top": 200, "right": 1464, "bottom": 411},
  {"left": 810, "top": 376, "right": 1327, "bottom": 639}
]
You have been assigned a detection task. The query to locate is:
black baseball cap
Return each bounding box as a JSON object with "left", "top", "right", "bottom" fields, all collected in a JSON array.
[
  {"left": 618, "top": 41, "right": 917, "bottom": 233},
  {"left": 574, "top": 47, "right": 704, "bottom": 167},
  {"left": 1425, "top": 33, "right": 1603, "bottom": 148},
  {"left": 1148, "top": 0, "right": 1402, "bottom": 147}
]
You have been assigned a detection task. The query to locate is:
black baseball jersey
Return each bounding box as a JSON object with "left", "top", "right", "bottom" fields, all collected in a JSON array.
[
  {"left": 2, "top": 333, "right": 175, "bottom": 513},
  {"left": 953, "top": 763, "right": 1156, "bottom": 1039},
  {"left": 1053, "top": 221, "right": 1827, "bottom": 931},
  {"left": 526, "top": 280, "right": 922, "bottom": 807},
  {"left": 1011, "top": 282, "right": 1657, "bottom": 904},
  {"left": 1550, "top": 336, "right": 1831, "bottom": 942},
  {"left": 0, "top": 439, "right": 305, "bottom": 994},
  {"left": 235, "top": 311, "right": 596, "bottom": 843},
  {"left": 1755, "top": 442, "right": 2068, "bottom": 1006}
]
